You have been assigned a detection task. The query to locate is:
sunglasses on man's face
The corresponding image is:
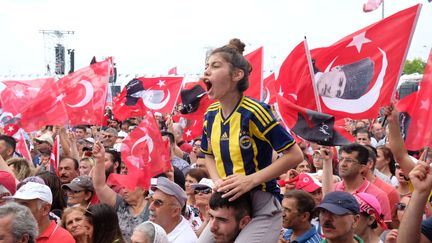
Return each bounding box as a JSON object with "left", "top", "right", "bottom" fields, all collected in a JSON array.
[
  {"left": 396, "top": 202, "right": 407, "bottom": 211},
  {"left": 194, "top": 187, "right": 212, "bottom": 195}
]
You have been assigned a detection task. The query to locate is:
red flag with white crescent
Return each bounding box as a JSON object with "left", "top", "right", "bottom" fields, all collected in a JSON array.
[
  {"left": 310, "top": 4, "right": 421, "bottom": 119},
  {"left": 244, "top": 47, "right": 263, "bottom": 100},
  {"left": 262, "top": 73, "right": 280, "bottom": 105},
  {"left": 118, "top": 111, "right": 171, "bottom": 190},
  {"left": 113, "top": 77, "right": 183, "bottom": 120},
  {"left": 20, "top": 59, "right": 110, "bottom": 131}
]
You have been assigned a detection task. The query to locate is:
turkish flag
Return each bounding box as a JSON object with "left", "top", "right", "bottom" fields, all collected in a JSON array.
[
  {"left": 278, "top": 40, "right": 318, "bottom": 110},
  {"left": 16, "top": 130, "right": 32, "bottom": 163},
  {"left": 310, "top": 4, "right": 421, "bottom": 119},
  {"left": 177, "top": 81, "right": 214, "bottom": 141},
  {"left": 58, "top": 59, "right": 110, "bottom": 125},
  {"left": 20, "top": 59, "right": 110, "bottom": 131},
  {"left": 277, "top": 95, "right": 354, "bottom": 146},
  {"left": 0, "top": 78, "right": 54, "bottom": 116},
  {"left": 50, "top": 135, "right": 60, "bottom": 175},
  {"left": 244, "top": 47, "right": 263, "bottom": 100},
  {"left": 3, "top": 124, "right": 19, "bottom": 137},
  {"left": 113, "top": 77, "right": 183, "bottom": 120},
  {"left": 112, "top": 79, "right": 148, "bottom": 121},
  {"left": 119, "top": 111, "right": 171, "bottom": 190},
  {"left": 262, "top": 73, "right": 280, "bottom": 105},
  {"left": 396, "top": 50, "right": 432, "bottom": 150},
  {"left": 168, "top": 67, "right": 177, "bottom": 75},
  {"left": 363, "top": 0, "right": 383, "bottom": 12}
]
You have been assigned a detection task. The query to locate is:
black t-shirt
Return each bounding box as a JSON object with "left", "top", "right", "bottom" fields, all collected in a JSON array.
[{"left": 421, "top": 217, "right": 432, "bottom": 241}]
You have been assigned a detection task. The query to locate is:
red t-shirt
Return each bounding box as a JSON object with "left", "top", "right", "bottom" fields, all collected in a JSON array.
[
  {"left": 373, "top": 177, "right": 400, "bottom": 218},
  {"left": 37, "top": 220, "right": 75, "bottom": 243},
  {"left": 334, "top": 179, "right": 392, "bottom": 222}
]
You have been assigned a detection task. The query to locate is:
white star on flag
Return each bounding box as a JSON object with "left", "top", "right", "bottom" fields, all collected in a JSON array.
[
  {"left": 278, "top": 87, "right": 284, "bottom": 97},
  {"left": 55, "top": 93, "right": 66, "bottom": 103},
  {"left": 15, "top": 90, "right": 24, "bottom": 98},
  {"left": 157, "top": 80, "right": 166, "bottom": 88},
  {"left": 7, "top": 126, "right": 14, "bottom": 132},
  {"left": 185, "top": 129, "right": 192, "bottom": 137},
  {"left": 420, "top": 98, "right": 430, "bottom": 110},
  {"left": 347, "top": 32, "right": 371, "bottom": 53}
]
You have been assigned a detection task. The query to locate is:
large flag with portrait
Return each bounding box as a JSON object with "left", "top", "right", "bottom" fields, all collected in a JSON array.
[{"left": 310, "top": 4, "right": 421, "bottom": 119}]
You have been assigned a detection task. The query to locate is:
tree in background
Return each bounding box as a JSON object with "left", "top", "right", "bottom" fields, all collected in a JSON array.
[{"left": 404, "top": 58, "right": 426, "bottom": 74}]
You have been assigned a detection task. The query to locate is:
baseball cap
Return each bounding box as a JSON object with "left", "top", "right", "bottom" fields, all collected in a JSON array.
[
  {"left": 34, "top": 133, "right": 53, "bottom": 146},
  {"left": 287, "top": 173, "right": 322, "bottom": 193},
  {"left": 191, "top": 178, "right": 214, "bottom": 189},
  {"left": 317, "top": 191, "right": 359, "bottom": 215},
  {"left": 0, "top": 170, "right": 16, "bottom": 195},
  {"left": 354, "top": 192, "right": 387, "bottom": 229},
  {"left": 152, "top": 177, "right": 187, "bottom": 208},
  {"left": 8, "top": 182, "right": 52, "bottom": 204},
  {"left": 62, "top": 176, "right": 94, "bottom": 192}
]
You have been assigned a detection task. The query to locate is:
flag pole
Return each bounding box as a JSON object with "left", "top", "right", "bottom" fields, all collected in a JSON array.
[{"left": 304, "top": 37, "right": 322, "bottom": 112}]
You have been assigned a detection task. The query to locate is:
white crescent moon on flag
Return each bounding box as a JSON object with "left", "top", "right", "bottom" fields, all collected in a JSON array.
[
  {"left": 131, "top": 134, "right": 154, "bottom": 157},
  {"left": 320, "top": 48, "right": 387, "bottom": 113},
  {"left": 287, "top": 93, "right": 298, "bottom": 101},
  {"left": 67, "top": 80, "right": 94, "bottom": 108},
  {"left": 263, "top": 87, "right": 270, "bottom": 104},
  {"left": 144, "top": 90, "right": 171, "bottom": 110}
]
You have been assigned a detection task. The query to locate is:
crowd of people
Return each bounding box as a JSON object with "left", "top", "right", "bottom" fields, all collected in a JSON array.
[{"left": 0, "top": 38, "right": 431, "bottom": 243}]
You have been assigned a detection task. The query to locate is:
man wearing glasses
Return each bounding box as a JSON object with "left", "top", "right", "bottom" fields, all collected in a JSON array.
[
  {"left": 321, "top": 144, "right": 391, "bottom": 224},
  {"left": 150, "top": 177, "right": 197, "bottom": 243}
]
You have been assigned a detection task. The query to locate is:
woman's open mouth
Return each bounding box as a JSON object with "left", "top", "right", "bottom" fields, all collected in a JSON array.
[{"left": 203, "top": 79, "right": 212, "bottom": 92}]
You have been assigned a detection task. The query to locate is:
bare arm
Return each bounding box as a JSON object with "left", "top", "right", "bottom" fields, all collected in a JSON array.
[
  {"left": 218, "top": 144, "right": 304, "bottom": 201},
  {"left": 384, "top": 104, "right": 415, "bottom": 174},
  {"left": 91, "top": 141, "right": 117, "bottom": 207},
  {"left": 397, "top": 158, "right": 432, "bottom": 243},
  {"left": 204, "top": 154, "right": 221, "bottom": 184},
  {"left": 321, "top": 148, "right": 334, "bottom": 196},
  {"left": 67, "top": 132, "right": 80, "bottom": 161},
  {"left": 56, "top": 126, "right": 72, "bottom": 158}
]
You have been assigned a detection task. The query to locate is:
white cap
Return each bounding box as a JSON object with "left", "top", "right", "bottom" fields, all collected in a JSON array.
[
  {"left": 118, "top": 131, "right": 128, "bottom": 138},
  {"left": 191, "top": 178, "right": 214, "bottom": 189},
  {"left": 9, "top": 182, "right": 53, "bottom": 204}
]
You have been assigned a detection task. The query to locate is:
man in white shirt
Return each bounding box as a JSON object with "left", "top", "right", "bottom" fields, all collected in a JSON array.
[{"left": 150, "top": 177, "right": 197, "bottom": 243}]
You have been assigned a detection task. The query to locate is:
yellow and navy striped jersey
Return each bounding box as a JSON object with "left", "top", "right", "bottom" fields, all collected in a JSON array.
[{"left": 200, "top": 96, "right": 295, "bottom": 195}]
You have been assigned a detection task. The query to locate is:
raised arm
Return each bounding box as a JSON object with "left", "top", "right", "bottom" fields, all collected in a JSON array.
[
  {"left": 397, "top": 154, "right": 432, "bottom": 243},
  {"left": 91, "top": 141, "right": 117, "bottom": 207},
  {"left": 321, "top": 147, "right": 334, "bottom": 196},
  {"left": 383, "top": 104, "right": 415, "bottom": 174}
]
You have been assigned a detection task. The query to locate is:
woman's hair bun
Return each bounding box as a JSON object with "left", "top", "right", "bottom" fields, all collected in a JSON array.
[{"left": 227, "top": 38, "right": 246, "bottom": 55}]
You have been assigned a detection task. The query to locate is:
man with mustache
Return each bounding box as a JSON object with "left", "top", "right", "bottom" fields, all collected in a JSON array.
[{"left": 316, "top": 191, "right": 363, "bottom": 243}]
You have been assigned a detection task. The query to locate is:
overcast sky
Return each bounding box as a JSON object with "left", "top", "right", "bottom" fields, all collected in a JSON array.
[{"left": 0, "top": 0, "right": 430, "bottom": 86}]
